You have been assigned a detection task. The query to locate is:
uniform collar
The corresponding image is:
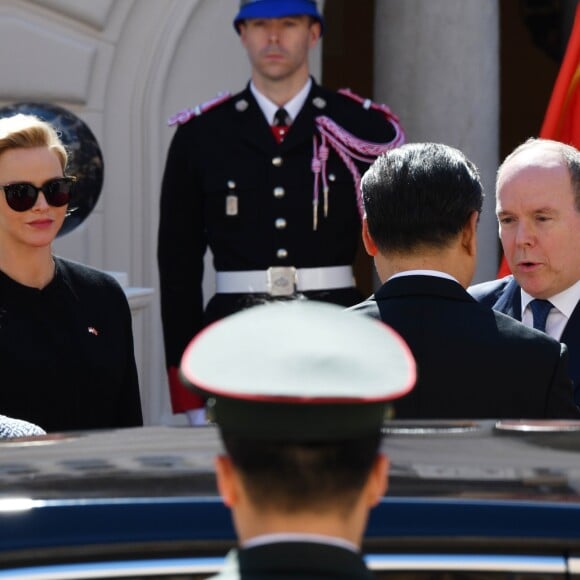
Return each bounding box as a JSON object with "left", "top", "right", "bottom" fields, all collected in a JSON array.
[
  {"left": 243, "top": 532, "right": 358, "bottom": 553},
  {"left": 250, "top": 78, "right": 312, "bottom": 125}
]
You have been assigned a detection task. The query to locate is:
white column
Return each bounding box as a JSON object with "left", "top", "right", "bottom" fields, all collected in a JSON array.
[
  {"left": 374, "top": 0, "right": 500, "bottom": 282},
  {"left": 106, "top": 272, "right": 155, "bottom": 425}
]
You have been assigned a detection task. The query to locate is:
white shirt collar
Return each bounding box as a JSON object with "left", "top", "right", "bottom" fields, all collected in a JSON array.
[
  {"left": 387, "top": 269, "right": 460, "bottom": 284},
  {"left": 250, "top": 78, "right": 312, "bottom": 125},
  {"left": 521, "top": 280, "right": 580, "bottom": 339},
  {"left": 242, "top": 532, "right": 358, "bottom": 553},
  {"left": 521, "top": 280, "right": 580, "bottom": 319}
]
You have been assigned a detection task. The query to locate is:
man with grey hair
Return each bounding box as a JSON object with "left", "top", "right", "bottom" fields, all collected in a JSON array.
[{"left": 470, "top": 138, "right": 580, "bottom": 407}]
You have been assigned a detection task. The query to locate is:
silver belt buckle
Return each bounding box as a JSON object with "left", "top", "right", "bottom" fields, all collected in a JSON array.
[{"left": 267, "top": 267, "right": 297, "bottom": 296}]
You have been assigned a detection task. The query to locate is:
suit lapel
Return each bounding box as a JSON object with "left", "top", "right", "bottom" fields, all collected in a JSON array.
[
  {"left": 279, "top": 81, "right": 326, "bottom": 152},
  {"left": 561, "top": 302, "right": 580, "bottom": 401},
  {"left": 492, "top": 278, "right": 522, "bottom": 320},
  {"left": 232, "top": 87, "right": 279, "bottom": 153}
]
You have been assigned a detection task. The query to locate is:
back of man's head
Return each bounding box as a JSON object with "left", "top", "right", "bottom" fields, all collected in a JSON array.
[
  {"left": 220, "top": 432, "right": 382, "bottom": 516},
  {"left": 362, "top": 142, "right": 484, "bottom": 254}
]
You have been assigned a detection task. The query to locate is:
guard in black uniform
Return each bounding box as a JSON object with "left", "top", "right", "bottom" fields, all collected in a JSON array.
[
  {"left": 179, "top": 301, "right": 416, "bottom": 580},
  {"left": 158, "top": 0, "right": 405, "bottom": 417}
]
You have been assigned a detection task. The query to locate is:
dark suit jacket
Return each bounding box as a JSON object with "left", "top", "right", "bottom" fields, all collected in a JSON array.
[
  {"left": 0, "top": 258, "right": 143, "bottom": 432},
  {"left": 348, "top": 275, "right": 579, "bottom": 419},
  {"left": 469, "top": 275, "right": 580, "bottom": 406},
  {"left": 209, "top": 542, "right": 374, "bottom": 580}
]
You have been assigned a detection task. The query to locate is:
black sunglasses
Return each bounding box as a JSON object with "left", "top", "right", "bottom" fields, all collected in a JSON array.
[{"left": 0, "top": 176, "right": 76, "bottom": 212}]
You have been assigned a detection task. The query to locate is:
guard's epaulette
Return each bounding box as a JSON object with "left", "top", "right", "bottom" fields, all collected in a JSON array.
[
  {"left": 337, "top": 87, "right": 376, "bottom": 110},
  {"left": 334, "top": 87, "right": 405, "bottom": 146},
  {"left": 167, "top": 92, "right": 232, "bottom": 127}
]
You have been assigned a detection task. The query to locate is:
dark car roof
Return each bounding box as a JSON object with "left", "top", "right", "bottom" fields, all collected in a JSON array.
[
  {"left": 1, "top": 420, "right": 579, "bottom": 501},
  {"left": 1, "top": 420, "right": 580, "bottom": 566}
]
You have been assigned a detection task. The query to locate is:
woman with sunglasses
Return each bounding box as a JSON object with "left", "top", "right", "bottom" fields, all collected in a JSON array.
[{"left": 0, "top": 114, "right": 143, "bottom": 432}]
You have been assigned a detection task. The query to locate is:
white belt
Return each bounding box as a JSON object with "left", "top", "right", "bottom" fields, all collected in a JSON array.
[{"left": 216, "top": 266, "right": 354, "bottom": 297}]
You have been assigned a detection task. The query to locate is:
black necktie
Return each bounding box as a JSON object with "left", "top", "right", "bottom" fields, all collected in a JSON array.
[
  {"left": 273, "top": 107, "right": 290, "bottom": 127},
  {"left": 529, "top": 299, "right": 553, "bottom": 332}
]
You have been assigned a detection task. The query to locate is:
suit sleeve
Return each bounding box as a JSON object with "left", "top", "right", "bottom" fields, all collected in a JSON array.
[
  {"left": 545, "top": 343, "right": 580, "bottom": 418},
  {"left": 157, "top": 124, "right": 207, "bottom": 412}
]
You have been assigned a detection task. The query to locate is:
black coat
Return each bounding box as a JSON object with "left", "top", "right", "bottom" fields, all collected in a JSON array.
[
  {"left": 348, "top": 275, "right": 579, "bottom": 419},
  {"left": 208, "top": 542, "right": 375, "bottom": 580},
  {"left": 0, "top": 258, "right": 143, "bottom": 432},
  {"left": 469, "top": 275, "right": 580, "bottom": 406},
  {"left": 158, "top": 80, "right": 402, "bottom": 410}
]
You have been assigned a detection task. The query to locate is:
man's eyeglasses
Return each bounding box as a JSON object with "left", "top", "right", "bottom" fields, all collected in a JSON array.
[{"left": 0, "top": 177, "right": 76, "bottom": 212}]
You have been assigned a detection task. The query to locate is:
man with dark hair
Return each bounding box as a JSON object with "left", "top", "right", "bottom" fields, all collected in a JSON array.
[
  {"left": 179, "top": 300, "right": 416, "bottom": 580},
  {"left": 158, "top": 0, "right": 404, "bottom": 423},
  {"left": 469, "top": 138, "right": 580, "bottom": 406},
  {"left": 219, "top": 433, "right": 383, "bottom": 517},
  {"left": 349, "top": 142, "right": 579, "bottom": 419}
]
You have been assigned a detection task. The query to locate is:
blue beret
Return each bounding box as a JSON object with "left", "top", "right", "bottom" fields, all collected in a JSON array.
[{"left": 234, "top": 0, "right": 324, "bottom": 34}]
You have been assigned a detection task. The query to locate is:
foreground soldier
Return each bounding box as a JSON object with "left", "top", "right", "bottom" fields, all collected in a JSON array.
[
  {"left": 158, "top": 0, "right": 404, "bottom": 421},
  {"left": 179, "top": 301, "right": 416, "bottom": 580}
]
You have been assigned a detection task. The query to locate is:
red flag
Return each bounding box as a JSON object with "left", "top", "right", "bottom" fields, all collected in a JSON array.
[
  {"left": 497, "top": 3, "right": 580, "bottom": 277},
  {"left": 539, "top": 3, "right": 580, "bottom": 148}
]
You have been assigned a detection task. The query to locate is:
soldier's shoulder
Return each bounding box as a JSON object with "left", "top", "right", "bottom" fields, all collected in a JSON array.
[
  {"left": 345, "top": 296, "right": 381, "bottom": 319},
  {"left": 325, "top": 87, "right": 392, "bottom": 116},
  {"left": 315, "top": 85, "right": 405, "bottom": 146},
  {"left": 167, "top": 91, "right": 235, "bottom": 127}
]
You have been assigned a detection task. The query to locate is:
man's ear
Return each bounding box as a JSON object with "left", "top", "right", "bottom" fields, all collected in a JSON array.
[
  {"left": 362, "top": 218, "right": 378, "bottom": 257},
  {"left": 462, "top": 211, "right": 478, "bottom": 257},
  {"left": 364, "top": 453, "right": 389, "bottom": 508},
  {"left": 309, "top": 20, "right": 322, "bottom": 47},
  {"left": 238, "top": 22, "right": 249, "bottom": 47},
  {"left": 214, "top": 455, "right": 240, "bottom": 508}
]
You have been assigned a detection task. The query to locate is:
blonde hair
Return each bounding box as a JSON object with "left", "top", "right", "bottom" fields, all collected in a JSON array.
[{"left": 0, "top": 113, "right": 68, "bottom": 170}]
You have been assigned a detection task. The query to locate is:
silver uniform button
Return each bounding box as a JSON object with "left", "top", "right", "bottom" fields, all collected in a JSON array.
[
  {"left": 312, "top": 97, "right": 326, "bottom": 109},
  {"left": 276, "top": 248, "right": 288, "bottom": 259},
  {"left": 273, "top": 186, "right": 285, "bottom": 198},
  {"left": 275, "top": 218, "right": 287, "bottom": 229},
  {"left": 272, "top": 156, "right": 283, "bottom": 167},
  {"left": 235, "top": 99, "right": 249, "bottom": 112}
]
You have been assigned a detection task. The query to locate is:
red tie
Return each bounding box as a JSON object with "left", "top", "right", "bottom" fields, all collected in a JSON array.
[{"left": 272, "top": 108, "right": 290, "bottom": 144}]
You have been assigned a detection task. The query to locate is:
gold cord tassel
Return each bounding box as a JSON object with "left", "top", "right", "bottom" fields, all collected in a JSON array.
[{"left": 313, "top": 200, "right": 318, "bottom": 231}]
